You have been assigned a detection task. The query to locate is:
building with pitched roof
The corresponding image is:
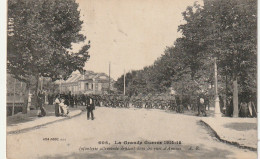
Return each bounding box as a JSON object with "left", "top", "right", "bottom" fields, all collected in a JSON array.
[{"left": 59, "top": 71, "right": 114, "bottom": 95}]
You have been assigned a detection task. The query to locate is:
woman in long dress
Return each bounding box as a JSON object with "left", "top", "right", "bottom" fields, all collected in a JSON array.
[
  {"left": 54, "top": 94, "right": 61, "bottom": 117},
  {"left": 59, "top": 98, "right": 69, "bottom": 116}
]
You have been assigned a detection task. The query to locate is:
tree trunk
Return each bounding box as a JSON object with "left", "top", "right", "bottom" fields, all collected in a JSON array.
[
  {"left": 34, "top": 74, "right": 39, "bottom": 110},
  {"left": 232, "top": 77, "right": 239, "bottom": 117},
  {"left": 225, "top": 73, "right": 229, "bottom": 116},
  {"left": 22, "top": 83, "right": 30, "bottom": 114}
]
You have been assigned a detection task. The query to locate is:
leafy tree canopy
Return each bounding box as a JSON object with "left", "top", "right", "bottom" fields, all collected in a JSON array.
[
  {"left": 114, "top": 0, "right": 256, "bottom": 100},
  {"left": 7, "top": 0, "right": 90, "bottom": 84}
]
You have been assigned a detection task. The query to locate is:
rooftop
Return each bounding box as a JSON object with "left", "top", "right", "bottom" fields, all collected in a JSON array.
[{"left": 58, "top": 71, "right": 114, "bottom": 84}]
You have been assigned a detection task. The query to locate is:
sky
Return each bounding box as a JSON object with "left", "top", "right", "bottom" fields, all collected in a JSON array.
[{"left": 73, "top": 0, "right": 203, "bottom": 80}]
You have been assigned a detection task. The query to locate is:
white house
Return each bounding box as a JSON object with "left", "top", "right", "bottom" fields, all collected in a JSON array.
[{"left": 59, "top": 71, "right": 114, "bottom": 95}]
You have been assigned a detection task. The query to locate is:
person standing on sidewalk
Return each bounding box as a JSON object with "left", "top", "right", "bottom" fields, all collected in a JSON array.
[
  {"left": 68, "top": 91, "right": 74, "bottom": 107},
  {"left": 54, "top": 94, "right": 61, "bottom": 117},
  {"left": 86, "top": 95, "right": 95, "bottom": 120},
  {"left": 37, "top": 90, "right": 46, "bottom": 117},
  {"left": 197, "top": 95, "right": 207, "bottom": 116}
]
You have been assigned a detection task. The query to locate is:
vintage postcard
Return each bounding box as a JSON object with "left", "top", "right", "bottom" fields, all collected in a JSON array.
[{"left": 6, "top": 0, "right": 257, "bottom": 159}]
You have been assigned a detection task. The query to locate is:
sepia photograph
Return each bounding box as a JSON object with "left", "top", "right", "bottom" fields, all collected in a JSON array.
[{"left": 6, "top": 0, "right": 257, "bottom": 158}]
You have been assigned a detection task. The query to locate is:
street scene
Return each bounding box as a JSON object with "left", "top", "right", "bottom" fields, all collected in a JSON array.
[
  {"left": 7, "top": 107, "right": 257, "bottom": 159},
  {"left": 6, "top": 0, "right": 257, "bottom": 159}
]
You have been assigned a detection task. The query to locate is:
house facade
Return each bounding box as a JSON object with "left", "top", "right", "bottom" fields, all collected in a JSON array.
[{"left": 60, "top": 71, "right": 113, "bottom": 95}]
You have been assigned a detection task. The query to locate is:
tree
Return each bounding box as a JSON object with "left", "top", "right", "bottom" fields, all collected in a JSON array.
[
  {"left": 177, "top": 0, "right": 256, "bottom": 117},
  {"left": 7, "top": 0, "right": 90, "bottom": 113},
  {"left": 202, "top": 0, "right": 257, "bottom": 117},
  {"left": 114, "top": 72, "right": 134, "bottom": 95},
  {"left": 114, "top": 0, "right": 256, "bottom": 118}
]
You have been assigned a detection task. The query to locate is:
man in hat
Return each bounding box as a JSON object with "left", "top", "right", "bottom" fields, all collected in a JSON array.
[{"left": 86, "top": 95, "right": 95, "bottom": 120}]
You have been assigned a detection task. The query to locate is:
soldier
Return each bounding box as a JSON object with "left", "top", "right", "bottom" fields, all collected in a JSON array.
[
  {"left": 63, "top": 93, "right": 70, "bottom": 106},
  {"left": 48, "top": 94, "right": 51, "bottom": 105},
  {"left": 74, "top": 94, "right": 78, "bottom": 108},
  {"left": 175, "top": 95, "right": 182, "bottom": 113},
  {"left": 105, "top": 95, "right": 109, "bottom": 107},
  {"left": 102, "top": 95, "right": 105, "bottom": 106},
  {"left": 124, "top": 96, "right": 129, "bottom": 108},
  {"left": 81, "top": 94, "right": 86, "bottom": 106},
  {"left": 111, "top": 95, "right": 116, "bottom": 107},
  {"left": 37, "top": 90, "right": 46, "bottom": 117},
  {"left": 204, "top": 95, "right": 210, "bottom": 111},
  {"left": 50, "top": 93, "right": 54, "bottom": 105},
  {"left": 67, "top": 91, "right": 74, "bottom": 107}
]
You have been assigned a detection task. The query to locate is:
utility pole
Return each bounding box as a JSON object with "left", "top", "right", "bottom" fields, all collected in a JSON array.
[
  {"left": 124, "top": 69, "right": 126, "bottom": 96},
  {"left": 214, "top": 57, "right": 221, "bottom": 117},
  {"left": 108, "top": 62, "right": 111, "bottom": 94}
]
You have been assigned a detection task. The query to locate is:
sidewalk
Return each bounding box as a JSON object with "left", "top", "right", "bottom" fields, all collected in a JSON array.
[
  {"left": 7, "top": 105, "right": 85, "bottom": 134},
  {"left": 200, "top": 116, "right": 257, "bottom": 151}
]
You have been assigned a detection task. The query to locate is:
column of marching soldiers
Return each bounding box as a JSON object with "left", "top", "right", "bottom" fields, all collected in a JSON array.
[{"left": 47, "top": 92, "right": 210, "bottom": 115}]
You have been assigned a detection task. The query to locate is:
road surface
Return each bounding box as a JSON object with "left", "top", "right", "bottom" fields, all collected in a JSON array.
[{"left": 7, "top": 107, "right": 256, "bottom": 159}]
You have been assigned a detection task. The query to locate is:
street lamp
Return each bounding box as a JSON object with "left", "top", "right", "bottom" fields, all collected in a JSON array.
[{"left": 214, "top": 57, "right": 221, "bottom": 117}]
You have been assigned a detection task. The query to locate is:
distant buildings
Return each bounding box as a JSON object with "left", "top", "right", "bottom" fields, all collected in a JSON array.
[{"left": 59, "top": 71, "right": 114, "bottom": 95}]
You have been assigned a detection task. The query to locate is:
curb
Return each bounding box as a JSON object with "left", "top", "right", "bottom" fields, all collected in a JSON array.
[
  {"left": 199, "top": 120, "right": 257, "bottom": 151},
  {"left": 7, "top": 110, "right": 85, "bottom": 135}
]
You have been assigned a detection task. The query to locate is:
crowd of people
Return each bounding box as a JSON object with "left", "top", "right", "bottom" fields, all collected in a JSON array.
[
  {"left": 50, "top": 92, "right": 96, "bottom": 119},
  {"left": 128, "top": 94, "right": 209, "bottom": 116},
  {"left": 49, "top": 93, "right": 209, "bottom": 116},
  {"left": 45, "top": 92, "right": 210, "bottom": 116},
  {"left": 42, "top": 91, "right": 256, "bottom": 118},
  {"left": 47, "top": 92, "right": 102, "bottom": 108}
]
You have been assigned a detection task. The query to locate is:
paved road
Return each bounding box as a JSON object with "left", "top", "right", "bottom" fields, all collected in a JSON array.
[{"left": 7, "top": 107, "right": 256, "bottom": 159}]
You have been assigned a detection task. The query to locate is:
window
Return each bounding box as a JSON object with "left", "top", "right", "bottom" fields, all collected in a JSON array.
[
  {"left": 85, "top": 83, "right": 89, "bottom": 90},
  {"left": 74, "top": 86, "right": 77, "bottom": 92},
  {"left": 98, "top": 83, "right": 102, "bottom": 91}
]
